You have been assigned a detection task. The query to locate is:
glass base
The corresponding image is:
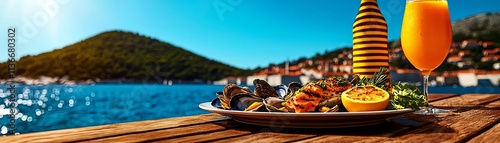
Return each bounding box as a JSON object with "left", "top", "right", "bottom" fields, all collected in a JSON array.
[{"left": 414, "top": 106, "right": 450, "bottom": 115}]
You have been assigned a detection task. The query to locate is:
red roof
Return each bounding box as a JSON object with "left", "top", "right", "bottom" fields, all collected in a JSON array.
[
  {"left": 289, "top": 65, "right": 300, "bottom": 71},
  {"left": 447, "top": 56, "right": 462, "bottom": 62},
  {"left": 483, "top": 42, "right": 494, "bottom": 47}
]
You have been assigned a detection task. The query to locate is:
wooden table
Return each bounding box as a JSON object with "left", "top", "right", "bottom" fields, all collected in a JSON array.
[{"left": 2, "top": 94, "right": 500, "bottom": 143}]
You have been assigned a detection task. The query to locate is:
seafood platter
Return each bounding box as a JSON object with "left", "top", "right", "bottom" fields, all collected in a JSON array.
[{"left": 199, "top": 68, "right": 423, "bottom": 128}]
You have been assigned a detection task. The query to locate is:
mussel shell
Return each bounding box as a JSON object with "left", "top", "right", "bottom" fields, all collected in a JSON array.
[
  {"left": 244, "top": 102, "right": 266, "bottom": 112},
  {"left": 350, "top": 74, "right": 361, "bottom": 85},
  {"left": 229, "top": 93, "right": 264, "bottom": 111},
  {"left": 323, "top": 105, "right": 339, "bottom": 113},
  {"left": 316, "top": 94, "right": 347, "bottom": 112},
  {"left": 223, "top": 84, "right": 251, "bottom": 100},
  {"left": 211, "top": 97, "right": 223, "bottom": 109},
  {"left": 263, "top": 97, "right": 288, "bottom": 112},
  {"left": 216, "top": 92, "right": 230, "bottom": 109},
  {"left": 274, "top": 84, "right": 288, "bottom": 99},
  {"left": 253, "top": 79, "right": 279, "bottom": 98},
  {"left": 284, "top": 82, "right": 302, "bottom": 101}
]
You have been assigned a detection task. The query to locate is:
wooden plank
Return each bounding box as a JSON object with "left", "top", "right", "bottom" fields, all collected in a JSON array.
[
  {"left": 468, "top": 123, "right": 500, "bottom": 143},
  {"left": 81, "top": 120, "right": 241, "bottom": 143},
  {"left": 1, "top": 114, "right": 228, "bottom": 143},
  {"left": 150, "top": 128, "right": 254, "bottom": 143},
  {"left": 296, "top": 136, "right": 389, "bottom": 143},
  {"left": 428, "top": 94, "right": 459, "bottom": 102},
  {"left": 390, "top": 109, "right": 500, "bottom": 143},
  {"left": 214, "top": 119, "right": 419, "bottom": 143},
  {"left": 295, "top": 95, "right": 500, "bottom": 142},
  {"left": 287, "top": 117, "right": 421, "bottom": 143},
  {"left": 215, "top": 132, "right": 317, "bottom": 143},
  {"left": 484, "top": 99, "right": 500, "bottom": 109},
  {"left": 430, "top": 94, "right": 500, "bottom": 108}
]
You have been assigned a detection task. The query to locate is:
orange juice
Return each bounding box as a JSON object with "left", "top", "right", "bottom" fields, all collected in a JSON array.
[{"left": 401, "top": 1, "right": 452, "bottom": 74}]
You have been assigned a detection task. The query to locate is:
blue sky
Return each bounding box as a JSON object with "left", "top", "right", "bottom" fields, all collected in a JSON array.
[{"left": 1, "top": 0, "right": 499, "bottom": 69}]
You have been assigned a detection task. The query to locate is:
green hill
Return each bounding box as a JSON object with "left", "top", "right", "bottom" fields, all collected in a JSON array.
[
  {"left": 0, "top": 30, "right": 253, "bottom": 82},
  {"left": 452, "top": 12, "right": 500, "bottom": 44}
]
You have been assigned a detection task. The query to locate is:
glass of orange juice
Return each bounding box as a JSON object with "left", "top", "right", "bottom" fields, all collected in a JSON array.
[{"left": 401, "top": 0, "right": 451, "bottom": 115}]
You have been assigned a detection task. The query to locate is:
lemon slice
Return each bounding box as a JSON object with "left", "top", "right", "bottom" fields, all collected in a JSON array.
[{"left": 341, "top": 85, "right": 390, "bottom": 112}]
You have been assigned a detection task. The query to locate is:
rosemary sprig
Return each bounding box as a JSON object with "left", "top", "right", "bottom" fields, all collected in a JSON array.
[{"left": 354, "top": 67, "right": 388, "bottom": 90}]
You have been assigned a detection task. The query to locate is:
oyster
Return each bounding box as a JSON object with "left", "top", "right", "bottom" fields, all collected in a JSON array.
[{"left": 263, "top": 97, "right": 289, "bottom": 112}]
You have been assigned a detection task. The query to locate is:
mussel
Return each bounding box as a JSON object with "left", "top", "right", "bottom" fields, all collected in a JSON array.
[
  {"left": 284, "top": 82, "right": 302, "bottom": 101},
  {"left": 229, "top": 93, "right": 266, "bottom": 112},
  {"left": 216, "top": 84, "right": 252, "bottom": 109},
  {"left": 274, "top": 84, "right": 288, "bottom": 98},
  {"left": 253, "top": 79, "right": 279, "bottom": 98},
  {"left": 211, "top": 92, "right": 224, "bottom": 109}
]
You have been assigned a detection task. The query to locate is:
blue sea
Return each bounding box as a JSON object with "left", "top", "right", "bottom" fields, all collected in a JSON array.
[{"left": 0, "top": 84, "right": 499, "bottom": 135}]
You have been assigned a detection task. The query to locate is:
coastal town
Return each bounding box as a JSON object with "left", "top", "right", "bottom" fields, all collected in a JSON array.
[
  {"left": 0, "top": 39, "right": 498, "bottom": 87},
  {"left": 215, "top": 39, "right": 500, "bottom": 87}
]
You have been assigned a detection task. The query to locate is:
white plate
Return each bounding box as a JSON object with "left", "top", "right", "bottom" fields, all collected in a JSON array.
[{"left": 199, "top": 102, "right": 413, "bottom": 128}]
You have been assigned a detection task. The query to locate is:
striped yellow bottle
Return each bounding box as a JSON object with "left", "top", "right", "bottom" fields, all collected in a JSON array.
[{"left": 352, "top": 0, "right": 390, "bottom": 81}]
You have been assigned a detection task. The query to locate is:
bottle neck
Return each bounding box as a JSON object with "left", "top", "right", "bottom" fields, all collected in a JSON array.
[{"left": 361, "top": 0, "right": 378, "bottom": 3}]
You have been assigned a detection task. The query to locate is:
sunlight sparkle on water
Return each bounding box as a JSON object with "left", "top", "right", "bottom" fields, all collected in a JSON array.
[
  {"left": 42, "top": 89, "right": 48, "bottom": 95},
  {"left": 1, "top": 126, "right": 7, "bottom": 134},
  {"left": 16, "top": 113, "right": 23, "bottom": 119},
  {"left": 36, "top": 109, "right": 42, "bottom": 116},
  {"left": 0, "top": 86, "right": 97, "bottom": 132},
  {"left": 69, "top": 99, "right": 75, "bottom": 107},
  {"left": 53, "top": 88, "right": 60, "bottom": 95}
]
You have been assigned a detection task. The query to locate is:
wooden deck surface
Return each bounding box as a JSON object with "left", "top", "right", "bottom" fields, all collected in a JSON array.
[{"left": 2, "top": 94, "right": 500, "bottom": 143}]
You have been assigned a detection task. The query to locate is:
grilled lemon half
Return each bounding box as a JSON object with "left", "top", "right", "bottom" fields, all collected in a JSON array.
[{"left": 341, "top": 85, "right": 390, "bottom": 112}]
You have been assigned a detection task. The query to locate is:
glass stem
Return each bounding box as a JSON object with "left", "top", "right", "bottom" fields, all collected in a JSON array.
[{"left": 423, "top": 75, "right": 429, "bottom": 107}]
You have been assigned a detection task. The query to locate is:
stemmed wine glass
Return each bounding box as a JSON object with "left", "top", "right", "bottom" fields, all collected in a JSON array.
[{"left": 401, "top": 0, "right": 452, "bottom": 115}]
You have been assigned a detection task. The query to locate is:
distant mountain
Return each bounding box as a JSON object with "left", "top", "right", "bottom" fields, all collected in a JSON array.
[
  {"left": 452, "top": 12, "right": 500, "bottom": 42},
  {"left": 0, "top": 30, "right": 253, "bottom": 82}
]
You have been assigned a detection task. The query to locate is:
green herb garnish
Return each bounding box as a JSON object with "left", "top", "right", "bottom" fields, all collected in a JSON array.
[
  {"left": 387, "top": 81, "right": 426, "bottom": 110},
  {"left": 355, "top": 67, "right": 389, "bottom": 90}
]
